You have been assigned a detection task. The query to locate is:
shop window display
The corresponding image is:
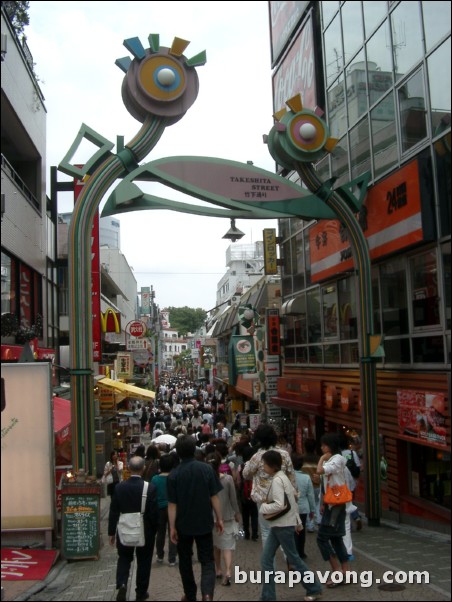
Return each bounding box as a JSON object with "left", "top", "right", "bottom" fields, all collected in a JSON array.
[{"left": 409, "top": 442, "right": 451, "bottom": 509}]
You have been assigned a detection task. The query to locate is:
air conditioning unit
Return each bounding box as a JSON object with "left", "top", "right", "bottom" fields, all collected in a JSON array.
[{"left": 230, "top": 295, "right": 240, "bottom": 305}]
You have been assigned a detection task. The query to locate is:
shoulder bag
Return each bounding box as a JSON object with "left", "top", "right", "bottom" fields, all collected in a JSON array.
[
  {"left": 323, "top": 471, "right": 352, "bottom": 505},
  {"left": 262, "top": 477, "right": 292, "bottom": 521},
  {"left": 116, "top": 482, "right": 149, "bottom": 547}
]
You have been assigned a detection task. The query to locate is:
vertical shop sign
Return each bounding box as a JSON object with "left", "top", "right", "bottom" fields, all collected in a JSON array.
[
  {"left": 266, "top": 308, "right": 281, "bottom": 355},
  {"left": 263, "top": 228, "right": 278, "bottom": 275}
]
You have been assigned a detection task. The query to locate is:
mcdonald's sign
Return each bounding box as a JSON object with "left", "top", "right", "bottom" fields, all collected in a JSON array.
[{"left": 100, "top": 308, "right": 121, "bottom": 333}]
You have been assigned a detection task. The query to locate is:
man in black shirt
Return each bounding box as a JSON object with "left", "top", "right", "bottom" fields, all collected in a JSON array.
[{"left": 168, "top": 435, "right": 224, "bottom": 602}]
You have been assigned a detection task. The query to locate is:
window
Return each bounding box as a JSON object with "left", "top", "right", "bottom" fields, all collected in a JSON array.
[
  {"left": 349, "top": 117, "right": 371, "bottom": 179},
  {"left": 363, "top": 1, "right": 388, "bottom": 38},
  {"left": 398, "top": 69, "right": 427, "bottom": 153},
  {"left": 322, "top": 285, "right": 338, "bottom": 339},
  {"left": 410, "top": 251, "right": 440, "bottom": 329},
  {"left": 366, "top": 22, "right": 394, "bottom": 106},
  {"left": 371, "top": 92, "right": 398, "bottom": 177},
  {"left": 422, "top": 0, "right": 451, "bottom": 51},
  {"left": 338, "top": 277, "right": 358, "bottom": 340},
  {"left": 390, "top": 2, "right": 423, "bottom": 81},
  {"left": 324, "top": 14, "right": 343, "bottom": 88},
  {"left": 307, "top": 288, "right": 321, "bottom": 343},
  {"left": 380, "top": 259, "right": 409, "bottom": 335},
  {"left": 428, "top": 38, "right": 451, "bottom": 135},
  {"left": 409, "top": 442, "right": 451, "bottom": 509},
  {"left": 341, "top": 2, "right": 364, "bottom": 66}
]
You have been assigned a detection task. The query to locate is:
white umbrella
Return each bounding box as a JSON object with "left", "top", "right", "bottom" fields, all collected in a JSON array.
[{"left": 152, "top": 434, "right": 177, "bottom": 449}]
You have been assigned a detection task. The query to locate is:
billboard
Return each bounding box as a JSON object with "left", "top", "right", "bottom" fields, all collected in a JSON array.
[
  {"left": 1, "top": 364, "right": 55, "bottom": 531},
  {"left": 272, "top": 10, "right": 317, "bottom": 113},
  {"left": 269, "top": 1, "right": 310, "bottom": 67}
]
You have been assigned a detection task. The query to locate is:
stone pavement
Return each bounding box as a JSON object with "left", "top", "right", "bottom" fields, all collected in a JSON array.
[{"left": 4, "top": 493, "right": 450, "bottom": 602}]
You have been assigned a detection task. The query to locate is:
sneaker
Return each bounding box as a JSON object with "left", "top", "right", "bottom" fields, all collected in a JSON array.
[
  {"left": 356, "top": 518, "right": 363, "bottom": 531},
  {"left": 169, "top": 561, "right": 177, "bottom": 566},
  {"left": 348, "top": 554, "right": 355, "bottom": 561},
  {"left": 156, "top": 557, "right": 164, "bottom": 563},
  {"left": 136, "top": 592, "right": 149, "bottom": 601},
  {"left": 116, "top": 584, "right": 127, "bottom": 602}
]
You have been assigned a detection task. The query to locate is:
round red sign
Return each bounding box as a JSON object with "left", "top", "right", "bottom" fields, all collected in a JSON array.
[{"left": 127, "top": 321, "right": 146, "bottom": 338}]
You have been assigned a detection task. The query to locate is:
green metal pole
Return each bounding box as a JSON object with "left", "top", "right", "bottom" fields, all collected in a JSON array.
[{"left": 296, "top": 163, "right": 381, "bottom": 526}]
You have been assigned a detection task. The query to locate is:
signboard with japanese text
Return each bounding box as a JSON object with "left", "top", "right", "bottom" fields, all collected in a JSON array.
[
  {"left": 266, "top": 308, "right": 281, "bottom": 355},
  {"left": 263, "top": 228, "right": 278, "bottom": 275},
  {"left": 116, "top": 352, "right": 133, "bottom": 378},
  {"left": 61, "top": 487, "right": 100, "bottom": 559},
  {"left": 309, "top": 160, "right": 427, "bottom": 282}
]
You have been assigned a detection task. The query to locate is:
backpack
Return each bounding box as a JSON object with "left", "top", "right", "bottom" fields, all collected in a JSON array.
[
  {"left": 345, "top": 452, "right": 360, "bottom": 479},
  {"left": 219, "top": 461, "right": 232, "bottom": 476}
]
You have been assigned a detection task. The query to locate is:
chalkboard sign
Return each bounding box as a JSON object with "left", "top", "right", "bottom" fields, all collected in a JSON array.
[{"left": 61, "top": 485, "right": 101, "bottom": 559}]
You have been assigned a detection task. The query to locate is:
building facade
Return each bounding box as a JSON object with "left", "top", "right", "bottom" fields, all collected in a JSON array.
[
  {"left": 1, "top": 6, "right": 58, "bottom": 363},
  {"left": 269, "top": 1, "right": 450, "bottom": 531}
]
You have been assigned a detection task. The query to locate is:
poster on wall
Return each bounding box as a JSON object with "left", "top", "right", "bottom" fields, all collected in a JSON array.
[
  {"left": 397, "top": 390, "right": 447, "bottom": 448},
  {"left": 1, "top": 363, "right": 55, "bottom": 531}
]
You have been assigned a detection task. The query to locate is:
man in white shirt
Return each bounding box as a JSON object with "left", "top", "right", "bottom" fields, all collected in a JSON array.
[{"left": 213, "top": 421, "right": 231, "bottom": 441}]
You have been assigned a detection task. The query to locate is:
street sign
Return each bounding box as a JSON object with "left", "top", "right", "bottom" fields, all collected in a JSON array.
[
  {"left": 127, "top": 339, "right": 147, "bottom": 350},
  {"left": 126, "top": 320, "right": 146, "bottom": 338}
]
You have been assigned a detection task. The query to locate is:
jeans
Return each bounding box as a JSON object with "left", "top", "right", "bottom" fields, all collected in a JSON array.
[
  {"left": 116, "top": 531, "right": 155, "bottom": 596},
  {"left": 156, "top": 507, "right": 177, "bottom": 563},
  {"left": 317, "top": 505, "right": 348, "bottom": 564},
  {"left": 177, "top": 531, "right": 215, "bottom": 601},
  {"left": 260, "top": 526, "right": 322, "bottom": 601}
]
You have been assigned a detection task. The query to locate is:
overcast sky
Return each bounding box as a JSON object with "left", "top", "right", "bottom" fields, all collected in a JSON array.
[{"left": 26, "top": 1, "right": 279, "bottom": 311}]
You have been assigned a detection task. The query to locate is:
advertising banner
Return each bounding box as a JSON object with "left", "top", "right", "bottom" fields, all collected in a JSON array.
[
  {"left": 397, "top": 390, "right": 447, "bottom": 448},
  {"left": 231, "top": 335, "right": 257, "bottom": 375}
]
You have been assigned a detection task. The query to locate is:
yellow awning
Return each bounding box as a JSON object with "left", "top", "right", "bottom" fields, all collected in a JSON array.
[{"left": 97, "top": 378, "right": 155, "bottom": 400}]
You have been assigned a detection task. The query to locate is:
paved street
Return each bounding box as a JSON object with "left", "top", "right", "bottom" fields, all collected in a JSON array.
[{"left": 4, "top": 493, "right": 450, "bottom": 602}]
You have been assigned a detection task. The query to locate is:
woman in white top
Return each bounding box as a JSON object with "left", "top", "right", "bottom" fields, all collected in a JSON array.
[
  {"left": 259, "top": 450, "right": 322, "bottom": 602},
  {"left": 316, "top": 433, "right": 351, "bottom": 587}
]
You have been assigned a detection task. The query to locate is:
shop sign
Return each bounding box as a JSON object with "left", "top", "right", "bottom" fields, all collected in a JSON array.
[
  {"left": 126, "top": 320, "right": 146, "bottom": 338},
  {"left": 116, "top": 353, "right": 133, "bottom": 379},
  {"left": 325, "top": 385, "right": 337, "bottom": 409},
  {"left": 127, "top": 338, "right": 148, "bottom": 350},
  {"left": 309, "top": 159, "right": 425, "bottom": 283},
  {"left": 269, "top": 1, "right": 310, "bottom": 66},
  {"left": 249, "top": 414, "right": 261, "bottom": 431},
  {"left": 340, "top": 387, "right": 352, "bottom": 411},
  {"left": 397, "top": 390, "right": 447, "bottom": 448},
  {"left": 100, "top": 308, "right": 121, "bottom": 333},
  {"left": 263, "top": 229, "right": 278, "bottom": 275},
  {"left": 231, "top": 335, "right": 256, "bottom": 375},
  {"left": 266, "top": 308, "right": 281, "bottom": 354},
  {"left": 266, "top": 403, "right": 282, "bottom": 417}
]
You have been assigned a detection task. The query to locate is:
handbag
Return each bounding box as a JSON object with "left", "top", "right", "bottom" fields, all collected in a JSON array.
[
  {"left": 323, "top": 476, "right": 352, "bottom": 505},
  {"left": 263, "top": 477, "right": 292, "bottom": 521},
  {"left": 116, "top": 482, "right": 149, "bottom": 547}
]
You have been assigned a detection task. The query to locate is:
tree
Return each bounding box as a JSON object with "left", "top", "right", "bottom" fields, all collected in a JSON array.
[
  {"left": 3, "top": 1, "right": 30, "bottom": 37},
  {"left": 167, "top": 306, "right": 207, "bottom": 336}
]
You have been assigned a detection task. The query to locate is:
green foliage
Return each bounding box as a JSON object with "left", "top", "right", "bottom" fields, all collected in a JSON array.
[
  {"left": 3, "top": 1, "right": 30, "bottom": 36},
  {"left": 167, "top": 306, "right": 207, "bottom": 336}
]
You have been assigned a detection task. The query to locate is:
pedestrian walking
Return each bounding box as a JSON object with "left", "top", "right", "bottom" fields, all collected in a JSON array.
[
  {"left": 259, "top": 450, "right": 322, "bottom": 602},
  {"left": 238, "top": 446, "right": 259, "bottom": 541},
  {"left": 301, "top": 439, "right": 321, "bottom": 531},
  {"left": 339, "top": 434, "right": 363, "bottom": 531},
  {"left": 292, "top": 453, "right": 316, "bottom": 559},
  {"left": 242, "top": 423, "right": 296, "bottom": 549},
  {"left": 167, "top": 435, "right": 224, "bottom": 601},
  {"left": 205, "top": 451, "right": 241, "bottom": 587},
  {"left": 151, "top": 453, "right": 178, "bottom": 566},
  {"left": 108, "top": 456, "right": 159, "bottom": 602},
  {"left": 316, "top": 433, "right": 351, "bottom": 587},
  {"left": 103, "top": 450, "right": 123, "bottom": 499}
]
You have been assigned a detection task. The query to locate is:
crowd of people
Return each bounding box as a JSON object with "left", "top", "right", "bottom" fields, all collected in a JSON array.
[{"left": 106, "top": 379, "right": 363, "bottom": 602}]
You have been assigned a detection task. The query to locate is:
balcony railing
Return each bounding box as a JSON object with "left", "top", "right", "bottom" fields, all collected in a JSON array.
[{"left": 1, "top": 154, "right": 40, "bottom": 212}]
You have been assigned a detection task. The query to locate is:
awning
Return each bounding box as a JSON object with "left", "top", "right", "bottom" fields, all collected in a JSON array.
[
  {"left": 97, "top": 378, "right": 155, "bottom": 400},
  {"left": 54, "top": 396, "right": 71, "bottom": 433}
]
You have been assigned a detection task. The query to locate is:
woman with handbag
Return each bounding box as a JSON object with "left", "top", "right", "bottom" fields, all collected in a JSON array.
[
  {"left": 103, "top": 451, "right": 123, "bottom": 499},
  {"left": 259, "top": 450, "right": 322, "bottom": 602},
  {"left": 316, "top": 433, "right": 351, "bottom": 587}
]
